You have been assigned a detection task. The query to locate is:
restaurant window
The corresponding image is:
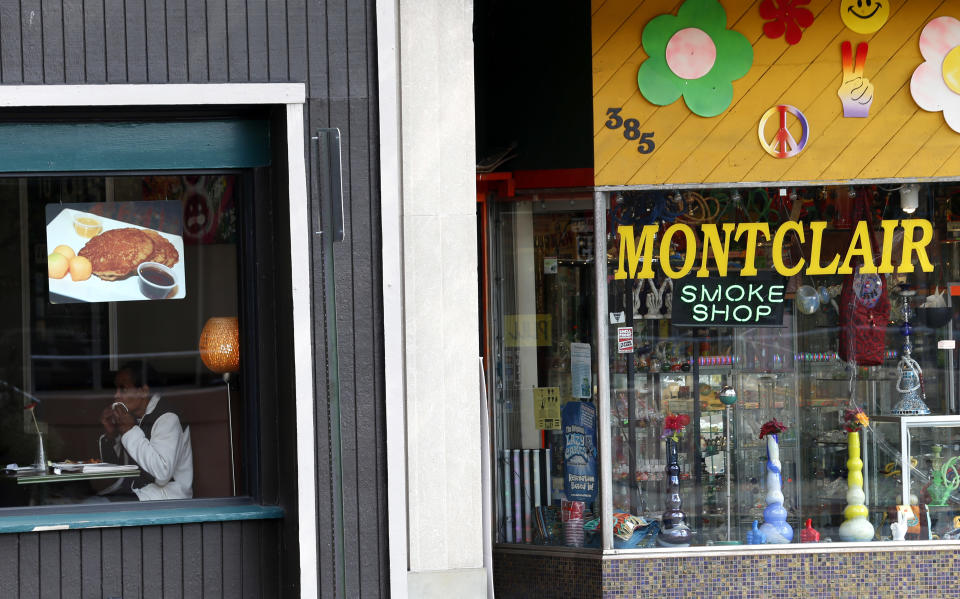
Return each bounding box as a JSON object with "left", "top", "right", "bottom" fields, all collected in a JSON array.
[
  {"left": 0, "top": 173, "right": 251, "bottom": 506},
  {"left": 489, "top": 182, "right": 960, "bottom": 550},
  {"left": 0, "top": 117, "right": 279, "bottom": 508}
]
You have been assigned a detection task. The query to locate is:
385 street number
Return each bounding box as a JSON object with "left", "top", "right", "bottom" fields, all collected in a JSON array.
[{"left": 605, "top": 108, "right": 656, "bottom": 154}]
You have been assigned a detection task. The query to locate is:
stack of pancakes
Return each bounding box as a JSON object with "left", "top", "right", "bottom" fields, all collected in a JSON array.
[{"left": 77, "top": 228, "right": 179, "bottom": 281}]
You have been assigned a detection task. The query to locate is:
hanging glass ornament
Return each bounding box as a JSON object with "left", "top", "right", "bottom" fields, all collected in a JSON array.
[
  {"left": 818, "top": 286, "right": 831, "bottom": 306},
  {"left": 718, "top": 385, "right": 738, "bottom": 405},
  {"left": 853, "top": 272, "right": 883, "bottom": 308},
  {"left": 796, "top": 285, "right": 820, "bottom": 314}
]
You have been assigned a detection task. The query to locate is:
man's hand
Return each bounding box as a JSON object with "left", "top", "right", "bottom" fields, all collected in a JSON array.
[
  {"left": 114, "top": 405, "right": 136, "bottom": 435},
  {"left": 101, "top": 406, "right": 118, "bottom": 439}
]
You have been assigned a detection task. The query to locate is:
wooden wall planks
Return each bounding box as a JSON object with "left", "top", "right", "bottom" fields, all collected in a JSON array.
[
  {"left": 0, "top": 1, "right": 386, "bottom": 598},
  {"left": 59, "top": 531, "right": 80, "bottom": 598},
  {"left": 593, "top": 0, "right": 960, "bottom": 186},
  {"left": 120, "top": 527, "right": 142, "bottom": 598},
  {"left": 181, "top": 523, "right": 204, "bottom": 596},
  {"left": 162, "top": 525, "right": 184, "bottom": 599},
  {"left": 0, "top": 520, "right": 281, "bottom": 599}
]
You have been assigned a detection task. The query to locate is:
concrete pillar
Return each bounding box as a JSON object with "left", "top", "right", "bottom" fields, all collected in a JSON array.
[{"left": 390, "top": 0, "right": 485, "bottom": 596}]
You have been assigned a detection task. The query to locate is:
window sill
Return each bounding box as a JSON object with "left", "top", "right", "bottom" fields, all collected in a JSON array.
[
  {"left": 0, "top": 504, "right": 283, "bottom": 534},
  {"left": 494, "top": 539, "right": 960, "bottom": 559}
]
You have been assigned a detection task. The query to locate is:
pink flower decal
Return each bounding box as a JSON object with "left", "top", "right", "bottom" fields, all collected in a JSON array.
[
  {"left": 760, "top": 0, "right": 815, "bottom": 45},
  {"left": 911, "top": 16, "right": 960, "bottom": 133},
  {"left": 637, "top": 0, "right": 753, "bottom": 118}
]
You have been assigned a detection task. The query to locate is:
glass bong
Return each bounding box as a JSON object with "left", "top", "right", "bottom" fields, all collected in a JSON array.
[
  {"left": 892, "top": 285, "right": 931, "bottom": 415},
  {"left": 656, "top": 438, "right": 692, "bottom": 547}
]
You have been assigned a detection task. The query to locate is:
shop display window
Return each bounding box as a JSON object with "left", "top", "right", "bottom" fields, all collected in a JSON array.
[
  {"left": 488, "top": 182, "right": 960, "bottom": 550},
  {"left": 491, "top": 197, "right": 598, "bottom": 545},
  {"left": 0, "top": 174, "right": 250, "bottom": 506}
]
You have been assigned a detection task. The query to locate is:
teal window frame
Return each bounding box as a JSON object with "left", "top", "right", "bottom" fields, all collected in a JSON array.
[{"left": 0, "top": 120, "right": 270, "bottom": 172}]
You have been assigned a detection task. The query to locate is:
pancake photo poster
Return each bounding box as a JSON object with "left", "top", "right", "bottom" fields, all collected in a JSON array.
[{"left": 45, "top": 200, "right": 186, "bottom": 304}]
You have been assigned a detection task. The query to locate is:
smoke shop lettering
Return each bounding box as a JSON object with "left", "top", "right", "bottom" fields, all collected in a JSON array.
[
  {"left": 670, "top": 271, "right": 786, "bottom": 327},
  {"left": 680, "top": 282, "right": 782, "bottom": 323},
  {"left": 614, "top": 219, "right": 935, "bottom": 280}
]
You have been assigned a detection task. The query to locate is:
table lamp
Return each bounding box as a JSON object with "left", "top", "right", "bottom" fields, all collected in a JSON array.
[{"left": 199, "top": 316, "right": 239, "bottom": 496}]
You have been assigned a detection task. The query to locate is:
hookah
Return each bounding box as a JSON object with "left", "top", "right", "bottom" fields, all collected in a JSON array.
[
  {"left": 656, "top": 437, "right": 693, "bottom": 547},
  {"left": 656, "top": 415, "right": 693, "bottom": 548},
  {"left": 927, "top": 445, "right": 960, "bottom": 506},
  {"left": 891, "top": 285, "right": 931, "bottom": 415}
]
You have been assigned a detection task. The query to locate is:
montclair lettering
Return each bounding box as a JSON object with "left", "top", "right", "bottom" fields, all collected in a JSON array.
[{"left": 613, "top": 220, "right": 935, "bottom": 279}]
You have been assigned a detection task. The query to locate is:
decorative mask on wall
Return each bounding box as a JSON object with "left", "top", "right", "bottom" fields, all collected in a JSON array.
[
  {"left": 911, "top": 16, "right": 960, "bottom": 133},
  {"left": 637, "top": 0, "right": 753, "bottom": 118}
]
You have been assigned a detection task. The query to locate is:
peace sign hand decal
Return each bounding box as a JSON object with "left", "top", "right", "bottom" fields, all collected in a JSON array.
[{"left": 838, "top": 41, "right": 874, "bottom": 118}]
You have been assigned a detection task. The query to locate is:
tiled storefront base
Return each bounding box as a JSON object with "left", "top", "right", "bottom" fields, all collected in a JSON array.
[
  {"left": 495, "top": 546, "right": 960, "bottom": 599},
  {"left": 604, "top": 550, "right": 960, "bottom": 599}
]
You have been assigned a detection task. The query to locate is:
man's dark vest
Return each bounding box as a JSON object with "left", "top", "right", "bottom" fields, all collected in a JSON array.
[{"left": 121, "top": 401, "right": 183, "bottom": 493}]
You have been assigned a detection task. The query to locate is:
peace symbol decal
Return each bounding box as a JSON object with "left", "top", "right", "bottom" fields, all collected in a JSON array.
[{"left": 758, "top": 105, "right": 810, "bottom": 158}]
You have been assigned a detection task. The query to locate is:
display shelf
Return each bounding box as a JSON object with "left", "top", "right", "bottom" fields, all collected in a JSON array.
[
  {"left": 604, "top": 266, "right": 955, "bottom": 547},
  {"left": 871, "top": 415, "right": 960, "bottom": 509}
]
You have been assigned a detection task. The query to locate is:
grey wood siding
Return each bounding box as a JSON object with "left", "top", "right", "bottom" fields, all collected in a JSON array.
[
  {"left": 0, "top": 520, "right": 280, "bottom": 598},
  {"left": 0, "top": 1, "right": 387, "bottom": 598}
]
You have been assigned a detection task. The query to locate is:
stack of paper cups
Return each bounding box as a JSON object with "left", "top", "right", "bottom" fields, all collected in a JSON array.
[
  {"left": 563, "top": 518, "right": 585, "bottom": 547},
  {"left": 561, "top": 500, "right": 586, "bottom": 547}
]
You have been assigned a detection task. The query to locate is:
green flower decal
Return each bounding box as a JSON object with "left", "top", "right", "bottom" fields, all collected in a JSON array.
[{"left": 637, "top": 0, "right": 753, "bottom": 118}]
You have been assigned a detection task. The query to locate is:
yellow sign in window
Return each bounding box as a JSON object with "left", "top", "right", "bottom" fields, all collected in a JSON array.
[
  {"left": 533, "top": 387, "right": 561, "bottom": 430},
  {"left": 503, "top": 314, "right": 552, "bottom": 347}
]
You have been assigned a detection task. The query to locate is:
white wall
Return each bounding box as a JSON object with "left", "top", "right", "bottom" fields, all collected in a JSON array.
[
  {"left": 400, "top": 0, "right": 482, "bottom": 574},
  {"left": 380, "top": 0, "right": 485, "bottom": 596}
]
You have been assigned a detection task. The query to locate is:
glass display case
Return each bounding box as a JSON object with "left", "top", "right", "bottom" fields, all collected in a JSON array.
[
  {"left": 871, "top": 415, "right": 960, "bottom": 540},
  {"left": 606, "top": 318, "right": 802, "bottom": 545}
]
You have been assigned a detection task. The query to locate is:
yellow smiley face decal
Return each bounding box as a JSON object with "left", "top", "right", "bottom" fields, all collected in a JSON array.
[{"left": 841, "top": 0, "right": 890, "bottom": 34}]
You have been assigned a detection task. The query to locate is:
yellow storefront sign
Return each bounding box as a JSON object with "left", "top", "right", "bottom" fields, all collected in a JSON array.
[{"left": 614, "top": 219, "right": 934, "bottom": 279}]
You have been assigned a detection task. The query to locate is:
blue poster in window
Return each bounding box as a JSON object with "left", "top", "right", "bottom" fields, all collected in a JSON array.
[{"left": 562, "top": 401, "right": 597, "bottom": 503}]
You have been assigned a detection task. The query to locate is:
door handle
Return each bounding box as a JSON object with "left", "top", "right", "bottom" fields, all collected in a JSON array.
[{"left": 315, "top": 128, "right": 345, "bottom": 242}]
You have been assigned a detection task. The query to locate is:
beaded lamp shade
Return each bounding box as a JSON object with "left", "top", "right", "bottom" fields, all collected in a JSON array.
[{"left": 199, "top": 317, "right": 240, "bottom": 374}]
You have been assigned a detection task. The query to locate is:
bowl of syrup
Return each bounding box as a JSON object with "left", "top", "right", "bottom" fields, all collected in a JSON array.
[{"left": 137, "top": 262, "right": 177, "bottom": 299}]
